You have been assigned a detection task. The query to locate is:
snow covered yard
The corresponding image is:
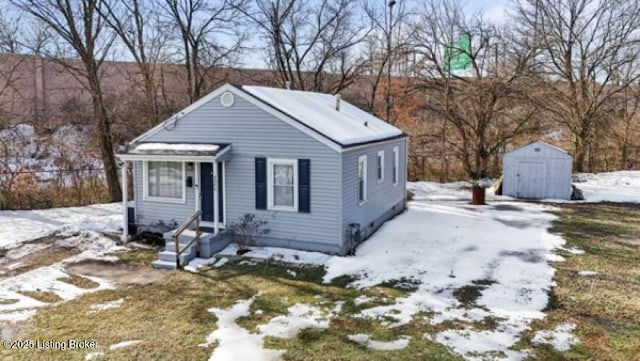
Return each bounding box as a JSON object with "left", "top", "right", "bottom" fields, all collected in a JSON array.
[
  {"left": 0, "top": 172, "right": 638, "bottom": 360},
  {"left": 0, "top": 203, "right": 125, "bottom": 337}
]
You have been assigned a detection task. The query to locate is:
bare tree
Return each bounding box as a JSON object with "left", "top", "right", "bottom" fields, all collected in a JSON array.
[
  {"left": 239, "top": 0, "right": 369, "bottom": 93},
  {"left": 10, "top": 0, "right": 122, "bottom": 202},
  {"left": 98, "top": 0, "right": 170, "bottom": 126},
  {"left": 411, "top": 0, "right": 540, "bottom": 180},
  {"left": 608, "top": 85, "right": 640, "bottom": 169},
  {"left": 159, "top": 0, "right": 247, "bottom": 103},
  {"left": 514, "top": 0, "right": 640, "bottom": 172},
  {"left": 362, "top": 0, "right": 412, "bottom": 121},
  {"left": 0, "top": 13, "right": 22, "bottom": 53}
]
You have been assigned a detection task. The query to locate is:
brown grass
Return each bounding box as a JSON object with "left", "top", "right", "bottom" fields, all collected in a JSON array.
[
  {"left": 520, "top": 203, "right": 640, "bottom": 360},
  {"left": 57, "top": 274, "right": 100, "bottom": 289},
  {"left": 19, "top": 290, "right": 63, "bottom": 303}
]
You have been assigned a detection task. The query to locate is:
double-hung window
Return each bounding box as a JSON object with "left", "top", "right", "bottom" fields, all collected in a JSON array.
[
  {"left": 144, "top": 161, "right": 185, "bottom": 203},
  {"left": 267, "top": 158, "right": 298, "bottom": 211},
  {"left": 358, "top": 155, "right": 367, "bottom": 204}
]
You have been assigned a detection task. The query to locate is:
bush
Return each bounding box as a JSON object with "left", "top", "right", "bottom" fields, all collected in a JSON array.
[{"left": 227, "top": 213, "right": 270, "bottom": 249}]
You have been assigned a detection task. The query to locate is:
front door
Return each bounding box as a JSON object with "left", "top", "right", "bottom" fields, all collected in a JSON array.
[{"left": 200, "top": 163, "right": 224, "bottom": 223}]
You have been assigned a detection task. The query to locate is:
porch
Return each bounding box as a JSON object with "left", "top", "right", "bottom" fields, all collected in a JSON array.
[
  {"left": 116, "top": 142, "right": 232, "bottom": 269},
  {"left": 150, "top": 228, "right": 231, "bottom": 270}
]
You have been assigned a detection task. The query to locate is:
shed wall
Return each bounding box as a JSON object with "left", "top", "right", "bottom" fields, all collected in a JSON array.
[{"left": 503, "top": 143, "right": 572, "bottom": 200}]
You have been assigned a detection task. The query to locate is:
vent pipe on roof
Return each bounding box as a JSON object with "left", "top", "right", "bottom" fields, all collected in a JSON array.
[
  {"left": 335, "top": 94, "right": 341, "bottom": 111},
  {"left": 285, "top": 81, "right": 291, "bottom": 90}
]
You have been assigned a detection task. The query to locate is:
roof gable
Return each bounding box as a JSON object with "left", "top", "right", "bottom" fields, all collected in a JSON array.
[
  {"left": 132, "top": 84, "right": 405, "bottom": 150},
  {"left": 505, "top": 141, "right": 572, "bottom": 159}
]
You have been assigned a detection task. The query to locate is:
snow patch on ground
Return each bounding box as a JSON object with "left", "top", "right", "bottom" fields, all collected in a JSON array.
[
  {"left": 532, "top": 323, "right": 578, "bottom": 351},
  {"left": 259, "top": 304, "right": 328, "bottom": 338},
  {"left": 353, "top": 295, "right": 375, "bottom": 306},
  {"left": 89, "top": 298, "right": 124, "bottom": 312},
  {"left": 0, "top": 231, "right": 122, "bottom": 322},
  {"left": 204, "top": 297, "right": 284, "bottom": 361},
  {"left": 217, "top": 243, "right": 331, "bottom": 266},
  {"left": 85, "top": 351, "right": 105, "bottom": 360},
  {"left": 108, "top": 340, "right": 142, "bottom": 350},
  {"left": 205, "top": 297, "right": 339, "bottom": 361},
  {"left": 578, "top": 271, "right": 599, "bottom": 277},
  {"left": 347, "top": 334, "right": 410, "bottom": 351},
  {"left": 574, "top": 171, "right": 640, "bottom": 203},
  {"left": 0, "top": 309, "right": 37, "bottom": 323},
  {"left": 323, "top": 182, "right": 565, "bottom": 360},
  {"left": 437, "top": 325, "right": 530, "bottom": 361},
  {"left": 184, "top": 257, "right": 218, "bottom": 272},
  {"left": 0, "top": 203, "right": 121, "bottom": 248}
]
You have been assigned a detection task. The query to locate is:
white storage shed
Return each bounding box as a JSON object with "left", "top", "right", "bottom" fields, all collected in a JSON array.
[{"left": 502, "top": 141, "right": 573, "bottom": 200}]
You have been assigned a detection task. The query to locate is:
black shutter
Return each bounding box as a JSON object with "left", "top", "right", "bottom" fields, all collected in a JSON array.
[
  {"left": 255, "top": 157, "right": 267, "bottom": 210},
  {"left": 298, "top": 159, "right": 310, "bottom": 213}
]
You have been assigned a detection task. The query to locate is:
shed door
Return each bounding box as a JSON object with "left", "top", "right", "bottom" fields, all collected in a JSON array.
[{"left": 516, "top": 161, "right": 546, "bottom": 199}]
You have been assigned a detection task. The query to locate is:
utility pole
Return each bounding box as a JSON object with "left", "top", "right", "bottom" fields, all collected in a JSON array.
[{"left": 386, "top": 0, "right": 396, "bottom": 123}]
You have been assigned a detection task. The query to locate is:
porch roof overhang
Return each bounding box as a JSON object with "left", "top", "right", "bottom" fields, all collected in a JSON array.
[{"left": 116, "top": 142, "right": 231, "bottom": 162}]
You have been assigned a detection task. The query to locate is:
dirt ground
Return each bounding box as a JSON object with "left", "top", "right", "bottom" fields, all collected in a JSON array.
[{"left": 66, "top": 261, "right": 166, "bottom": 285}]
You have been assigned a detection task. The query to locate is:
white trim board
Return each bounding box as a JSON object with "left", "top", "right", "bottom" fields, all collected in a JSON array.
[
  {"left": 267, "top": 158, "right": 299, "bottom": 212},
  {"left": 117, "top": 154, "right": 218, "bottom": 162},
  {"left": 142, "top": 160, "right": 187, "bottom": 204}
]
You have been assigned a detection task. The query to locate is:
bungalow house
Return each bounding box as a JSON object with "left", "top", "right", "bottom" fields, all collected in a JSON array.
[{"left": 116, "top": 84, "right": 408, "bottom": 269}]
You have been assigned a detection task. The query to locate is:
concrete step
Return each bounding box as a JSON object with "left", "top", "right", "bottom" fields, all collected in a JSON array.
[
  {"left": 151, "top": 260, "right": 177, "bottom": 270},
  {"left": 164, "top": 240, "right": 200, "bottom": 252},
  {"left": 158, "top": 249, "right": 195, "bottom": 265},
  {"left": 163, "top": 229, "right": 212, "bottom": 243}
]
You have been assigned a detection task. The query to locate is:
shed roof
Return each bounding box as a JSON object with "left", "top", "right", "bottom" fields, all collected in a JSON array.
[{"left": 504, "top": 141, "right": 572, "bottom": 159}]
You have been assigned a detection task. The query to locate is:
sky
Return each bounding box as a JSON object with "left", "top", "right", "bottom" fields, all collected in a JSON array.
[{"left": 0, "top": 0, "right": 513, "bottom": 69}]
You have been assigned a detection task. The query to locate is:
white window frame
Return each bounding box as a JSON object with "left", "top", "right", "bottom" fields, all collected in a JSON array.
[
  {"left": 393, "top": 146, "right": 399, "bottom": 186},
  {"left": 377, "top": 150, "right": 385, "bottom": 183},
  {"left": 142, "top": 160, "right": 186, "bottom": 204},
  {"left": 358, "top": 155, "right": 368, "bottom": 205},
  {"left": 267, "top": 158, "right": 298, "bottom": 212}
]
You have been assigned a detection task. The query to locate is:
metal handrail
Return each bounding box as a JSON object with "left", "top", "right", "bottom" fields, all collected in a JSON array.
[{"left": 173, "top": 210, "right": 202, "bottom": 269}]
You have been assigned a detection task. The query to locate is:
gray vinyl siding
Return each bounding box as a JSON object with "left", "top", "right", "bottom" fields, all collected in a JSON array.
[
  {"left": 134, "top": 93, "right": 342, "bottom": 251},
  {"left": 341, "top": 138, "right": 407, "bottom": 249}
]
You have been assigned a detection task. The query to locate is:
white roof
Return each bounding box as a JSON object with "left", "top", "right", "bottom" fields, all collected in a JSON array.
[
  {"left": 127, "top": 143, "right": 223, "bottom": 156},
  {"left": 241, "top": 86, "right": 403, "bottom": 146},
  {"left": 133, "top": 143, "right": 220, "bottom": 152}
]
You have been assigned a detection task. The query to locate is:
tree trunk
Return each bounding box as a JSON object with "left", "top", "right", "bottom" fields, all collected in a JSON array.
[
  {"left": 87, "top": 68, "right": 121, "bottom": 202},
  {"left": 142, "top": 69, "right": 158, "bottom": 126},
  {"left": 574, "top": 139, "right": 587, "bottom": 172}
]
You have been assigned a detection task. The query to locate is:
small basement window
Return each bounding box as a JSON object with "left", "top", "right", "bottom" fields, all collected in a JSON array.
[
  {"left": 267, "top": 158, "right": 298, "bottom": 211},
  {"left": 143, "top": 161, "right": 185, "bottom": 203},
  {"left": 358, "top": 155, "right": 367, "bottom": 204}
]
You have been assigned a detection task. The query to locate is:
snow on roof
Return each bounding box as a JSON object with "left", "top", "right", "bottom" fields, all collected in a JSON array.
[
  {"left": 241, "top": 85, "right": 404, "bottom": 146},
  {"left": 128, "top": 143, "right": 222, "bottom": 156}
]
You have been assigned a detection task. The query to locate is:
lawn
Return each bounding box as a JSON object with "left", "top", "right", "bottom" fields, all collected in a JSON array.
[
  {"left": 0, "top": 256, "right": 460, "bottom": 361},
  {"left": 522, "top": 203, "right": 640, "bottom": 361},
  {"left": 0, "top": 202, "right": 638, "bottom": 361}
]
